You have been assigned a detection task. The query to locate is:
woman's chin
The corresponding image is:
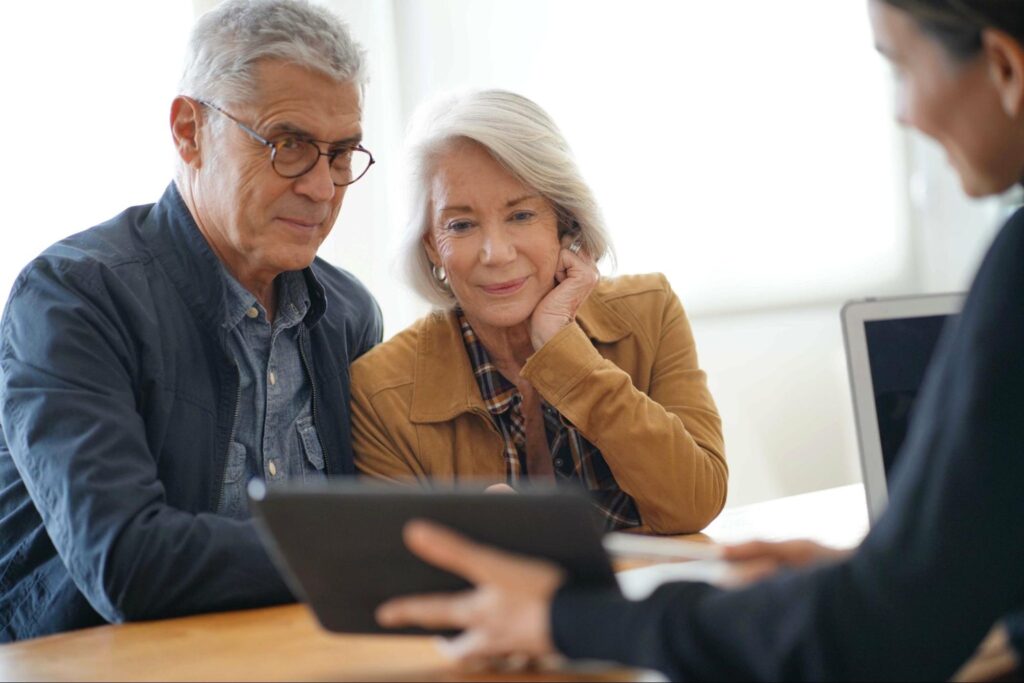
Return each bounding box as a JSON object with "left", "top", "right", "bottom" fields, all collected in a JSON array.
[{"left": 461, "top": 300, "right": 535, "bottom": 331}]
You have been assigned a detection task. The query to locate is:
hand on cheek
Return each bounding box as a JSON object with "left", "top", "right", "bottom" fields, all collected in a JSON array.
[{"left": 529, "top": 244, "right": 599, "bottom": 350}]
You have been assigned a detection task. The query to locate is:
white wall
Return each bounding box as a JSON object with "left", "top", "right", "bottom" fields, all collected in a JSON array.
[{"left": 0, "top": 2, "right": 193, "bottom": 303}]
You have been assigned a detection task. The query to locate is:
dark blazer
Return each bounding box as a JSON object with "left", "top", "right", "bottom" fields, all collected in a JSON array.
[
  {"left": 0, "top": 183, "right": 382, "bottom": 641},
  {"left": 552, "top": 206, "right": 1024, "bottom": 681}
]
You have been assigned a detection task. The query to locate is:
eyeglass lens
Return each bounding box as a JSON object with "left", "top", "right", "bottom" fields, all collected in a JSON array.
[{"left": 271, "top": 138, "right": 373, "bottom": 186}]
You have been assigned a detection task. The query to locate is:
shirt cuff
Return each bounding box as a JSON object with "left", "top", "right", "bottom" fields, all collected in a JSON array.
[{"left": 1005, "top": 609, "right": 1024, "bottom": 661}]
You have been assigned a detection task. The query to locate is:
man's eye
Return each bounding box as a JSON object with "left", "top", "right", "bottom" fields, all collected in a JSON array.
[{"left": 275, "top": 136, "right": 304, "bottom": 152}]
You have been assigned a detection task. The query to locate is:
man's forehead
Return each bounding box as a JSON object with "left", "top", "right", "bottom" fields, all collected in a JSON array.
[{"left": 243, "top": 62, "right": 363, "bottom": 140}]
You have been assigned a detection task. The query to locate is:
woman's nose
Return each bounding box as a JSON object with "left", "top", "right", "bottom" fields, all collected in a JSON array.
[{"left": 479, "top": 226, "right": 516, "bottom": 264}]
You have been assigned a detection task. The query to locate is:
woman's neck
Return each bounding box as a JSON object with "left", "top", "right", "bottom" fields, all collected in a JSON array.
[{"left": 463, "top": 313, "right": 535, "bottom": 383}]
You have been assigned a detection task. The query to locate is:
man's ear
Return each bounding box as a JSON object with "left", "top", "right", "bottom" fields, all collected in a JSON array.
[
  {"left": 983, "top": 29, "right": 1024, "bottom": 119},
  {"left": 170, "top": 96, "right": 204, "bottom": 167}
]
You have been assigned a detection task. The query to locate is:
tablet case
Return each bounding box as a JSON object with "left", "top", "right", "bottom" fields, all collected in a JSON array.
[{"left": 249, "top": 481, "right": 620, "bottom": 634}]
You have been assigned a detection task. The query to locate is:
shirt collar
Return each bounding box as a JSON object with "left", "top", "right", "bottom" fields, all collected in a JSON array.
[
  {"left": 456, "top": 309, "right": 518, "bottom": 417},
  {"left": 220, "top": 267, "right": 312, "bottom": 331},
  {"left": 408, "top": 293, "right": 633, "bottom": 424}
]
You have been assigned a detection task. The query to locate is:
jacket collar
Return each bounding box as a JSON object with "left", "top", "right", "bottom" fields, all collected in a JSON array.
[
  {"left": 408, "top": 289, "right": 631, "bottom": 423},
  {"left": 144, "top": 183, "right": 326, "bottom": 337}
]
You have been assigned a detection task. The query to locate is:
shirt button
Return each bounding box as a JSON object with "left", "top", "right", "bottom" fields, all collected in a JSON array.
[
  {"left": 246, "top": 307, "right": 259, "bottom": 319},
  {"left": 554, "top": 458, "right": 564, "bottom": 467},
  {"left": 268, "top": 460, "right": 278, "bottom": 477},
  {"left": 269, "top": 371, "right": 277, "bottom": 386}
]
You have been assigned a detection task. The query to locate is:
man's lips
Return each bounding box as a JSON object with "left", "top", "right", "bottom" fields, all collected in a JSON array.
[
  {"left": 479, "top": 277, "right": 527, "bottom": 295},
  {"left": 277, "top": 216, "right": 322, "bottom": 230}
]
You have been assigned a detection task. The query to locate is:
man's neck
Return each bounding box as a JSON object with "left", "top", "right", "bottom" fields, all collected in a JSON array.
[{"left": 176, "top": 176, "right": 280, "bottom": 322}]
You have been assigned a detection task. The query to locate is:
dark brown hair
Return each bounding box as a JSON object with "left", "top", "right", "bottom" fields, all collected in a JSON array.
[{"left": 883, "top": 1, "right": 1024, "bottom": 60}]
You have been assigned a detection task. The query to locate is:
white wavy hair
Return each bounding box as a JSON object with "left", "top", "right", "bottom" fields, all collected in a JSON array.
[
  {"left": 179, "top": 0, "right": 366, "bottom": 108},
  {"left": 401, "top": 89, "right": 615, "bottom": 308}
]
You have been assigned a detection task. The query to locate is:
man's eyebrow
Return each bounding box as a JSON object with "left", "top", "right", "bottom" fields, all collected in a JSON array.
[{"left": 263, "top": 122, "right": 363, "bottom": 146}]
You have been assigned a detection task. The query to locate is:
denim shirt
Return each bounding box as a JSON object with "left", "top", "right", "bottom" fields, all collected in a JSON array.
[{"left": 217, "top": 269, "right": 326, "bottom": 520}]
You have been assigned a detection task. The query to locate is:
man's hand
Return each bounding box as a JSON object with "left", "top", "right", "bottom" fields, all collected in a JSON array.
[
  {"left": 529, "top": 241, "right": 599, "bottom": 350},
  {"left": 376, "top": 520, "right": 566, "bottom": 665},
  {"left": 721, "top": 539, "right": 852, "bottom": 585}
]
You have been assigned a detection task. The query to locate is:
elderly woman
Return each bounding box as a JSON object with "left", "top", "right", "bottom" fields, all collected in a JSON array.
[
  {"left": 376, "top": 1, "right": 1024, "bottom": 680},
  {"left": 351, "top": 90, "right": 727, "bottom": 534}
]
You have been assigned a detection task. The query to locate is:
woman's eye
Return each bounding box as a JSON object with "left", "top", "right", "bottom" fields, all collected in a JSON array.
[
  {"left": 510, "top": 211, "right": 535, "bottom": 222},
  {"left": 446, "top": 220, "right": 473, "bottom": 232}
]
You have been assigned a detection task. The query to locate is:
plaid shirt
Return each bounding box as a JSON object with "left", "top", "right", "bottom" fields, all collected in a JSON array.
[{"left": 457, "top": 310, "right": 640, "bottom": 530}]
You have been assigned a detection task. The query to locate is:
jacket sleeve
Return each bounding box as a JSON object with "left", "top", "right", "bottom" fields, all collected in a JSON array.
[
  {"left": 349, "top": 347, "right": 429, "bottom": 484},
  {"left": 0, "top": 259, "right": 293, "bottom": 624},
  {"left": 521, "top": 276, "right": 727, "bottom": 533},
  {"left": 551, "top": 214, "right": 1024, "bottom": 680}
]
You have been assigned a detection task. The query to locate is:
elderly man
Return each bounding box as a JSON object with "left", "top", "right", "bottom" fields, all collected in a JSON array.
[{"left": 0, "top": 0, "right": 381, "bottom": 641}]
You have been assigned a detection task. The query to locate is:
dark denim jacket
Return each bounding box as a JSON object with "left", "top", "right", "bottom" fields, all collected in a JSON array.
[{"left": 0, "top": 183, "right": 382, "bottom": 641}]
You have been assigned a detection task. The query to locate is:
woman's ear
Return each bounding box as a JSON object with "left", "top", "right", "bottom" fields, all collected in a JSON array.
[
  {"left": 558, "top": 219, "right": 582, "bottom": 247},
  {"left": 983, "top": 29, "right": 1024, "bottom": 119},
  {"left": 422, "top": 232, "right": 441, "bottom": 267}
]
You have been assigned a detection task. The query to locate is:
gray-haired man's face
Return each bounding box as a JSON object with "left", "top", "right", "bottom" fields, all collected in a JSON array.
[{"left": 191, "top": 60, "right": 364, "bottom": 291}]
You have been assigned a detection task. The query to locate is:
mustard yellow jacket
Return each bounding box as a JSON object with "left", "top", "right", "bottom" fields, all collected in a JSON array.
[{"left": 350, "top": 273, "right": 727, "bottom": 534}]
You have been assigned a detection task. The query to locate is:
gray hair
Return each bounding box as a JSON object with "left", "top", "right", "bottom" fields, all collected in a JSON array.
[
  {"left": 179, "top": 0, "right": 367, "bottom": 108},
  {"left": 402, "top": 89, "right": 615, "bottom": 308}
]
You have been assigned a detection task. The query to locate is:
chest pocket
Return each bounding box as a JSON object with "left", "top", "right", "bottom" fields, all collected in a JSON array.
[{"left": 297, "top": 416, "right": 326, "bottom": 478}]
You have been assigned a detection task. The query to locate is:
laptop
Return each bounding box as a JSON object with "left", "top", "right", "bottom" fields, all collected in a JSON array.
[
  {"left": 248, "top": 480, "right": 620, "bottom": 634},
  {"left": 842, "top": 293, "right": 964, "bottom": 524}
]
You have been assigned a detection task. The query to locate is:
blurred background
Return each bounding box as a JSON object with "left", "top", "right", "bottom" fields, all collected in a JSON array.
[{"left": 2, "top": 0, "right": 1019, "bottom": 506}]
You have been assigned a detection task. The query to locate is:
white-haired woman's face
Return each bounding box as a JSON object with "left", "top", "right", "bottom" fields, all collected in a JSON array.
[{"left": 424, "top": 140, "right": 563, "bottom": 330}]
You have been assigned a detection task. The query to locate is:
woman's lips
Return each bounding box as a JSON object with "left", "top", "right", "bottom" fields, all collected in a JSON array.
[{"left": 480, "top": 277, "right": 527, "bottom": 295}]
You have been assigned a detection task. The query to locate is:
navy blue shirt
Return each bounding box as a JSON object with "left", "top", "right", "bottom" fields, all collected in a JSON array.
[
  {"left": 0, "top": 183, "right": 382, "bottom": 641},
  {"left": 553, "top": 206, "right": 1024, "bottom": 681}
]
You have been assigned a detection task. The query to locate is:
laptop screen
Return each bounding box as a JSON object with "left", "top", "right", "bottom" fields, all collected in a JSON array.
[{"left": 863, "top": 314, "right": 956, "bottom": 476}]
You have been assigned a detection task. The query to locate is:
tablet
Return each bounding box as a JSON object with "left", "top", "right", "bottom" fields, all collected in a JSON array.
[{"left": 248, "top": 480, "right": 620, "bottom": 634}]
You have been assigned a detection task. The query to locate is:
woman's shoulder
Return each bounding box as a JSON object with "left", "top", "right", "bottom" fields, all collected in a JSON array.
[
  {"left": 577, "top": 273, "right": 688, "bottom": 345},
  {"left": 593, "top": 272, "right": 674, "bottom": 302},
  {"left": 350, "top": 309, "right": 452, "bottom": 394}
]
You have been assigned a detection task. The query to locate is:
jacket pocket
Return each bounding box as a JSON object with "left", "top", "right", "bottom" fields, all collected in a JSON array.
[
  {"left": 297, "top": 417, "right": 325, "bottom": 475},
  {"left": 222, "top": 442, "right": 247, "bottom": 484}
]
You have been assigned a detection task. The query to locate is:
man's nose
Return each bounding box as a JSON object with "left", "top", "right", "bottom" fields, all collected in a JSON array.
[{"left": 292, "top": 155, "right": 337, "bottom": 203}]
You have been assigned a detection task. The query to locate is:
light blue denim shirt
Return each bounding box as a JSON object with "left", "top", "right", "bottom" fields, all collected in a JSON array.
[{"left": 216, "top": 269, "right": 327, "bottom": 519}]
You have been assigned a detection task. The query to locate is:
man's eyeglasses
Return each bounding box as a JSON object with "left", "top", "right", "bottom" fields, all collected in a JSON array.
[{"left": 196, "top": 99, "right": 375, "bottom": 187}]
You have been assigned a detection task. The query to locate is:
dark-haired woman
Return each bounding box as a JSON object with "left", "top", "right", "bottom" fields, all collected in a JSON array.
[{"left": 373, "top": 1, "right": 1024, "bottom": 679}]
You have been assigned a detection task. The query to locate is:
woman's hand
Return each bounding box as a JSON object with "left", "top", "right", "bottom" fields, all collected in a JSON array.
[
  {"left": 376, "top": 520, "right": 565, "bottom": 665},
  {"left": 721, "top": 539, "right": 852, "bottom": 585},
  {"left": 529, "top": 240, "right": 599, "bottom": 350}
]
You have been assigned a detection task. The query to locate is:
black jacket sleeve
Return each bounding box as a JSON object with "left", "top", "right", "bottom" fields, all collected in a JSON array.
[{"left": 552, "top": 207, "right": 1024, "bottom": 681}]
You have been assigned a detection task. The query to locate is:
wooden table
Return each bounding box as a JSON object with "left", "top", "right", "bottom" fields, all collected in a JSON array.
[{"left": 0, "top": 485, "right": 870, "bottom": 682}]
